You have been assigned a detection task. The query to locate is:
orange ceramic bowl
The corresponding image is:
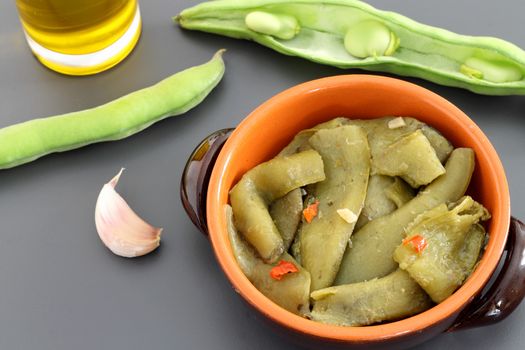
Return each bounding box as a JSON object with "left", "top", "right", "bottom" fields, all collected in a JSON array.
[{"left": 182, "top": 75, "right": 525, "bottom": 349}]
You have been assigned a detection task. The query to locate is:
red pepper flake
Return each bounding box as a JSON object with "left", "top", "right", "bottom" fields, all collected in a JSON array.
[
  {"left": 270, "top": 260, "right": 299, "bottom": 280},
  {"left": 403, "top": 234, "right": 428, "bottom": 254},
  {"left": 303, "top": 200, "right": 320, "bottom": 223}
]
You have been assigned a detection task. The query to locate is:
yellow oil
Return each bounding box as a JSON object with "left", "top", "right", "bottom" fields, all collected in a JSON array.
[{"left": 16, "top": 0, "right": 141, "bottom": 75}]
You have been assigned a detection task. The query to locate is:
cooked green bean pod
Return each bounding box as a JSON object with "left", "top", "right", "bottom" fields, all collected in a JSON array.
[
  {"left": 278, "top": 117, "right": 452, "bottom": 172},
  {"left": 299, "top": 125, "right": 370, "bottom": 291},
  {"left": 335, "top": 148, "right": 474, "bottom": 285},
  {"left": 458, "top": 224, "right": 487, "bottom": 279},
  {"left": 374, "top": 130, "right": 446, "bottom": 188},
  {"left": 278, "top": 117, "right": 349, "bottom": 157},
  {"left": 0, "top": 51, "right": 225, "bottom": 170},
  {"left": 177, "top": 0, "right": 525, "bottom": 95},
  {"left": 270, "top": 117, "right": 349, "bottom": 245},
  {"left": 290, "top": 230, "right": 302, "bottom": 265},
  {"left": 269, "top": 189, "right": 303, "bottom": 251},
  {"left": 225, "top": 205, "right": 311, "bottom": 315},
  {"left": 345, "top": 117, "right": 452, "bottom": 171},
  {"left": 393, "top": 197, "right": 489, "bottom": 303},
  {"left": 355, "top": 175, "right": 397, "bottom": 230},
  {"left": 356, "top": 175, "right": 415, "bottom": 230},
  {"left": 274, "top": 118, "right": 351, "bottom": 261},
  {"left": 385, "top": 177, "right": 416, "bottom": 209},
  {"left": 230, "top": 149, "right": 325, "bottom": 263},
  {"left": 311, "top": 269, "right": 432, "bottom": 326},
  {"left": 421, "top": 125, "right": 454, "bottom": 164}
]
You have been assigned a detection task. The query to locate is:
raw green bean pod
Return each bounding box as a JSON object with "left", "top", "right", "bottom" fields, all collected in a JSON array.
[
  {"left": 0, "top": 51, "right": 226, "bottom": 170},
  {"left": 177, "top": 0, "right": 525, "bottom": 95}
]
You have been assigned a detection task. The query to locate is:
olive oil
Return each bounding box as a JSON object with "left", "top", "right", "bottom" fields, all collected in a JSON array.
[{"left": 16, "top": 0, "right": 141, "bottom": 75}]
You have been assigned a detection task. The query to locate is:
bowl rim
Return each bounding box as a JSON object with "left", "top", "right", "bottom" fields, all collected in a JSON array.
[{"left": 206, "top": 74, "right": 510, "bottom": 342}]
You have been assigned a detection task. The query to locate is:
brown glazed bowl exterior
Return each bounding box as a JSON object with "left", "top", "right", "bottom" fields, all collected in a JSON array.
[{"left": 205, "top": 75, "right": 511, "bottom": 349}]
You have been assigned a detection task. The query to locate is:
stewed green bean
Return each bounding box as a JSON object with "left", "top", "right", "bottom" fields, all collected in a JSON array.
[
  {"left": 226, "top": 115, "right": 492, "bottom": 326},
  {"left": 225, "top": 204, "right": 311, "bottom": 315},
  {"left": 230, "top": 149, "right": 325, "bottom": 263},
  {"left": 355, "top": 175, "right": 412, "bottom": 230},
  {"left": 269, "top": 188, "right": 303, "bottom": 251},
  {"left": 311, "top": 269, "right": 432, "bottom": 326},
  {"left": 335, "top": 148, "right": 475, "bottom": 285},
  {"left": 374, "top": 130, "right": 446, "bottom": 188},
  {"left": 0, "top": 51, "right": 225, "bottom": 170},
  {"left": 299, "top": 125, "right": 370, "bottom": 291},
  {"left": 177, "top": 0, "right": 525, "bottom": 95},
  {"left": 393, "top": 197, "right": 489, "bottom": 303}
]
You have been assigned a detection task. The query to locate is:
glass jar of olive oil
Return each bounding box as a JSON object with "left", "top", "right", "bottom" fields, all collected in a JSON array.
[{"left": 15, "top": 0, "right": 142, "bottom": 75}]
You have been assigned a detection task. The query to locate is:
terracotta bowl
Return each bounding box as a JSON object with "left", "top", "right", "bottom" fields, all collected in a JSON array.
[{"left": 181, "top": 75, "right": 525, "bottom": 349}]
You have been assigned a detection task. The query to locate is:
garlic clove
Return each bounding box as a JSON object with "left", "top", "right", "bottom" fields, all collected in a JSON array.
[
  {"left": 95, "top": 168, "right": 162, "bottom": 258},
  {"left": 388, "top": 117, "right": 406, "bottom": 129},
  {"left": 336, "top": 208, "right": 358, "bottom": 224}
]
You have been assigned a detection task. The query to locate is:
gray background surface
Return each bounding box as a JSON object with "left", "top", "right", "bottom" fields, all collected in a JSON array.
[{"left": 0, "top": 0, "right": 524, "bottom": 349}]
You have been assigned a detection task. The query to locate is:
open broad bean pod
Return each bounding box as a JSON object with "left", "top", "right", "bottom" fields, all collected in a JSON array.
[{"left": 177, "top": 0, "right": 525, "bottom": 95}]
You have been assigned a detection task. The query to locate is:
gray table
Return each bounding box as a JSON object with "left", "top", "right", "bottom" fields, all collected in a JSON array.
[{"left": 0, "top": 1, "right": 524, "bottom": 349}]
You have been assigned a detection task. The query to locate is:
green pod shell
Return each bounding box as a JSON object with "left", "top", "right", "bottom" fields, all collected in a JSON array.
[
  {"left": 177, "top": 0, "right": 525, "bottom": 95},
  {"left": 0, "top": 51, "right": 226, "bottom": 170},
  {"left": 269, "top": 188, "right": 303, "bottom": 251},
  {"left": 335, "top": 148, "right": 475, "bottom": 285},
  {"left": 225, "top": 204, "right": 311, "bottom": 315},
  {"left": 374, "top": 130, "right": 446, "bottom": 188},
  {"left": 355, "top": 175, "right": 401, "bottom": 230},
  {"left": 393, "top": 196, "right": 489, "bottom": 303},
  {"left": 230, "top": 149, "right": 325, "bottom": 263},
  {"left": 310, "top": 269, "right": 432, "bottom": 326},
  {"left": 385, "top": 177, "right": 416, "bottom": 208},
  {"left": 299, "top": 125, "right": 370, "bottom": 291},
  {"left": 344, "top": 117, "right": 452, "bottom": 172}
]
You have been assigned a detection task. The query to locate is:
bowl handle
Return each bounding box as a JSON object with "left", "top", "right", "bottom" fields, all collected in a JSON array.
[
  {"left": 448, "top": 217, "right": 525, "bottom": 331},
  {"left": 180, "top": 128, "right": 234, "bottom": 237}
]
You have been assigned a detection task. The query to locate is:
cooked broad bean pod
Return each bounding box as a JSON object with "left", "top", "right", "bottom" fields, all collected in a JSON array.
[
  {"left": 393, "top": 197, "right": 490, "bottom": 303},
  {"left": 299, "top": 125, "right": 370, "bottom": 291},
  {"left": 374, "top": 130, "right": 446, "bottom": 188},
  {"left": 0, "top": 51, "right": 225, "bottom": 170},
  {"left": 356, "top": 176, "right": 415, "bottom": 230},
  {"left": 385, "top": 177, "right": 416, "bottom": 208},
  {"left": 310, "top": 269, "right": 432, "bottom": 326},
  {"left": 280, "top": 117, "right": 452, "bottom": 173},
  {"left": 230, "top": 149, "right": 325, "bottom": 263},
  {"left": 269, "top": 188, "right": 303, "bottom": 251},
  {"left": 345, "top": 117, "right": 452, "bottom": 171},
  {"left": 281, "top": 117, "right": 363, "bottom": 265},
  {"left": 421, "top": 125, "right": 454, "bottom": 164},
  {"left": 269, "top": 117, "right": 349, "bottom": 247},
  {"left": 278, "top": 117, "right": 349, "bottom": 156},
  {"left": 355, "top": 175, "right": 397, "bottom": 230},
  {"left": 290, "top": 230, "right": 302, "bottom": 262},
  {"left": 225, "top": 205, "right": 311, "bottom": 315},
  {"left": 177, "top": 0, "right": 525, "bottom": 95},
  {"left": 335, "top": 148, "right": 474, "bottom": 285},
  {"left": 458, "top": 224, "right": 487, "bottom": 278}
]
